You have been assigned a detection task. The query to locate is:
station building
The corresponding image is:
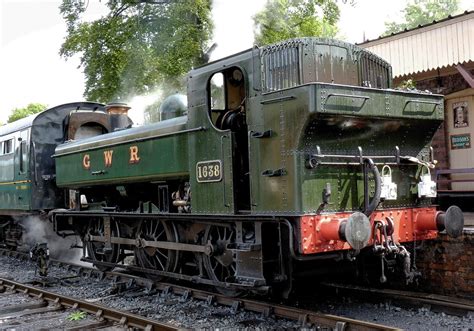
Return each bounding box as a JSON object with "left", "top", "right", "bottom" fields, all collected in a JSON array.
[{"left": 359, "top": 11, "right": 474, "bottom": 201}]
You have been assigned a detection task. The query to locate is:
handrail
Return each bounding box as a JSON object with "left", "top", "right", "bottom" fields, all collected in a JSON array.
[
  {"left": 324, "top": 93, "right": 370, "bottom": 107},
  {"left": 436, "top": 168, "right": 474, "bottom": 175},
  {"left": 405, "top": 99, "right": 441, "bottom": 106},
  {"left": 326, "top": 93, "right": 371, "bottom": 100},
  {"left": 435, "top": 168, "right": 474, "bottom": 187}
]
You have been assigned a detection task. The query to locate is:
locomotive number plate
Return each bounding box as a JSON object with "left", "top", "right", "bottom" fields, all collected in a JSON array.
[{"left": 196, "top": 160, "right": 222, "bottom": 183}]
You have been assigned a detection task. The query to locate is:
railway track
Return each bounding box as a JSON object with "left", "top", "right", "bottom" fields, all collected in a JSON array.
[
  {"left": 320, "top": 282, "right": 474, "bottom": 317},
  {"left": 0, "top": 277, "right": 176, "bottom": 330},
  {"left": 0, "top": 248, "right": 397, "bottom": 330}
]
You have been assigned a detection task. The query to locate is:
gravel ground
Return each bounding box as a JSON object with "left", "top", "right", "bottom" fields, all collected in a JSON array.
[
  {"left": 0, "top": 254, "right": 472, "bottom": 330},
  {"left": 0, "top": 255, "right": 299, "bottom": 329},
  {"left": 0, "top": 309, "right": 101, "bottom": 330},
  {"left": 290, "top": 292, "right": 474, "bottom": 330},
  {"left": 0, "top": 290, "right": 102, "bottom": 330}
]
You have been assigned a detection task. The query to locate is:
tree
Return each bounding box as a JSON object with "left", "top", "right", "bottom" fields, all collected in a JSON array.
[
  {"left": 398, "top": 79, "right": 416, "bottom": 90},
  {"left": 8, "top": 103, "right": 47, "bottom": 123},
  {"left": 383, "top": 0, "right": 460, "bottom": 36},
  {"left": 59, "top": 0, "right": 214, "bottom": 104},
  {"left": 253, "top": 0, "right": 341, "bottom": 46}
]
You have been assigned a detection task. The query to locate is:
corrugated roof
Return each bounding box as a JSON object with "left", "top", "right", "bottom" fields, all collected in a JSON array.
[{"left": 358, "top": 11, "right": 474, "bottom": 78}]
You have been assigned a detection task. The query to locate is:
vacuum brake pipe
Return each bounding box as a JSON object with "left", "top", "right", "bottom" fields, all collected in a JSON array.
[{"left": 363, "top": 158, "right": 382, "bottom": 217}]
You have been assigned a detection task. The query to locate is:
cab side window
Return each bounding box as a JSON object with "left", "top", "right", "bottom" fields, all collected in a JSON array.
[
  {"left": 209, "top": 72, "right": 226, "bottom": 127},
  {"left": 207, "top": 68, "right": 246, "bottom": 131}
]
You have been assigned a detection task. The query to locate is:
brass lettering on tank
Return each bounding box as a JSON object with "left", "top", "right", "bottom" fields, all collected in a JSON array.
[
  {"left": 129, "top": 146, "right": 140, "bottom": 164},
  {"left": 104, "top": 150, "right": 114, "bottom": 167},
  {"left": 82, "top": 154, "right": 91, "bottom": 169}
]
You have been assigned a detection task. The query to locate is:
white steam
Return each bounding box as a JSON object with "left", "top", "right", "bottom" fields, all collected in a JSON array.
[
  {"left": 21, "top": 216, "right": 86, "bottom": 266},
  {"left": 126, "top": 89, "right": 163, "bottom": 126}
]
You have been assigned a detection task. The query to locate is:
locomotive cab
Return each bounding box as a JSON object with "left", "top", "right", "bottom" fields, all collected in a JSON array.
[{"left": 207, "top": 67, "right": 250, "bottom": 211}]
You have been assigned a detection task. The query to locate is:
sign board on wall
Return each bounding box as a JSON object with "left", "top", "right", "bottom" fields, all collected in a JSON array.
[
  {"left": 451, "top": 134, "right": 471, "bottom": 149},
  {"left": 453, "top": 101, "right": 469, "bottom": 128}
]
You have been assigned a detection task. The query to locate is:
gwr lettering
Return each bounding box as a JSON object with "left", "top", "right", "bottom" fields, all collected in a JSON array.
[
  {"left": 104, "top": 150, "right": 113, "bottom": 167},
  {"left": 82, "top": 146, "right": 141, "bottom": 170},
  {"left": 129, "top": 146, "right": 140, "bottom": 164},
  {"left": 82, "top": 154, "right": 90, "bottom": 169}
]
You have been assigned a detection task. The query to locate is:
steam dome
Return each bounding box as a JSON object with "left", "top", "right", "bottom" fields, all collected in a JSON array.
[{"left": 159, "top": 94, "right": 187, "bottom": 121}]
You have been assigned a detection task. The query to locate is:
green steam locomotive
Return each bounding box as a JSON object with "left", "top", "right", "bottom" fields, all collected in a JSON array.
[{"left": 1, "top": 38, "right": 464, "bottom": 297}]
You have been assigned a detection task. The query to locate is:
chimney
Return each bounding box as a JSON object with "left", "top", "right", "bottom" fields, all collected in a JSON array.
[
  {"left": 105, "top": 102, "right": 131, "bottom": 115},
  {"left": 105, "top": 102, "right": 133, "bottom": 130}
]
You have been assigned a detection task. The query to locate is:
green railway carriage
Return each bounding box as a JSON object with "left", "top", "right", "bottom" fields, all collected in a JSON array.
[
  {"left": 51, "top": 38, "right": 464, "bottom": 297},
  {"left": 0, "top": 102, "right": 127, "bottom": 248}
]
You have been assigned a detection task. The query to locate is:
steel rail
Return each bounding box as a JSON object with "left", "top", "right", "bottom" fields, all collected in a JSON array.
[
  {"left": 321, "top": 282, "right": 474, "bottom": 315},
  {"left": 0, "top": 276, "right": 177, "bottom": 331},
  {"left": 157, "top": 287, "right": 401, "bottom": 331},
  {"left": 0, "top": 250, "right": 398, "bottom": 330}
]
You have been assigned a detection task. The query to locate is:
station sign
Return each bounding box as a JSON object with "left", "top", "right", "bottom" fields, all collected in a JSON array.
[{"left": 450, "top": 134, "right": 471, "bottom": 150}]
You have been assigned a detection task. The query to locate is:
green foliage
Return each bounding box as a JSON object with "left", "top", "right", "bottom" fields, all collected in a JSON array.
[
  {"left": 398, "top": 79, "right": 416, "bottom": 90},
  {"left": 8, "top": 103, "right": 47, "bottom": 123},
  {"left": 67, "top": 310, "right": 87, "bottom": 321},
  {"left": 59, "top": 0, "right": 213, "bottom": 103},
  {"left": 383, "top": 0, "right": 460, "bottom": 36},
  {"left": 253, "top": 0, "right": 341, "bottom": 45}
]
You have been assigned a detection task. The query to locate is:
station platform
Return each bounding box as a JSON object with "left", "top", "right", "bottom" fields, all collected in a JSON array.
[
  {"left": 416, "top": 223, "right": 473, "bottom": 300},
  {"left": 463, "top": 212, "right": 474, "bottom": 227}
]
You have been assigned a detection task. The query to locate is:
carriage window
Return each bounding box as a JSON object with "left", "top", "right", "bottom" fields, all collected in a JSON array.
[
  {"left": 19, "top": 140, "right": 27, "bottom": 173},
  {"left": 3, "top": 139, "right": 13, "bottom": 154}
]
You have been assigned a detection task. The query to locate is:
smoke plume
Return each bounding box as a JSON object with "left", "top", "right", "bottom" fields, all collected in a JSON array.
[
  {"left": 127, "top": 89, "right": 163, "bottom": 125},
  {"left": 21, "top": 216, "right": 87, "bottom": 266}
]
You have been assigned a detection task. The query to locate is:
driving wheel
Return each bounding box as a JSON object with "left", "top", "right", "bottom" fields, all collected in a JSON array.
[
  {"left": 85, "top": 218, "right": 121, "bottom": 272},
  {"left": 134, "top": 219, "right": 178, "bottom": 280},
  {"left": 202, "top": 224, "right": 241, "bottom": 296}
]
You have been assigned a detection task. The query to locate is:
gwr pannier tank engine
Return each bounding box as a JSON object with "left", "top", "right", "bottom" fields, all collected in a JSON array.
[{"left": 51, "top": 38, "right": 464, "bottom": 296}]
